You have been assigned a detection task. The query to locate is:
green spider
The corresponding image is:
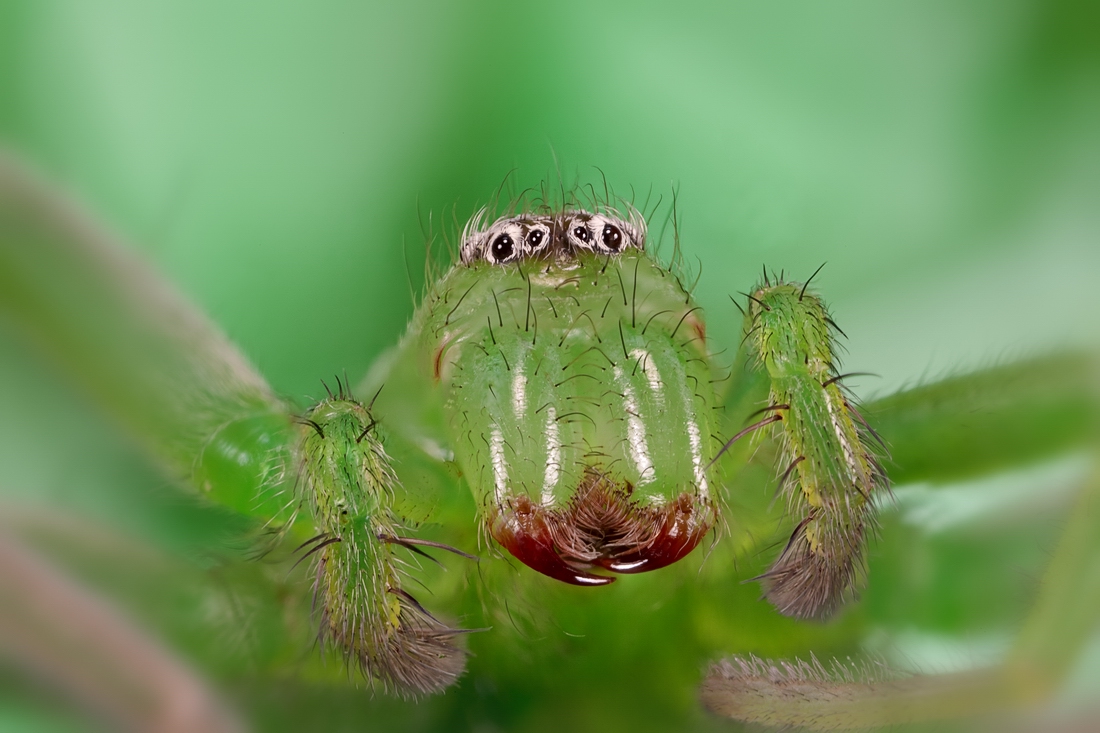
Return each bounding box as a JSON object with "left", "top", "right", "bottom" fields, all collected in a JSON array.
[{"left": 1, "top": 154, "right": 1097, "bottom": 732}]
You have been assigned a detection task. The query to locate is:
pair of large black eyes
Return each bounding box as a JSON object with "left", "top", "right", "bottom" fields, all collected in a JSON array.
[
  {"left": 490, "top": 229, "right": 548, "bottom": 261},
  {"left": 572, "top": 224, "right": 622, "bottom": 250}
]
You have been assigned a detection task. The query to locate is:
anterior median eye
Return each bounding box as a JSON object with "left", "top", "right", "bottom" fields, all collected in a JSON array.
[
  {"left": 572, "top": 225, "right": 590, "bottom": 243},
  {"left": 491, "top": 233, "right": 515, "bottom": 262},
  {"left": 601, "top": 223, "right": 622, "bottom": 251}
]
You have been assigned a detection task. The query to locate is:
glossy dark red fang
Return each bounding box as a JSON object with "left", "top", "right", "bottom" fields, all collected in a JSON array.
[{"left": 489, "top": 471, "right": 713, "bottom": 586}]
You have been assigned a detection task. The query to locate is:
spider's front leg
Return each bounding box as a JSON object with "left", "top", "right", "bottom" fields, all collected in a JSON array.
[
  {"left": 0, "top": 153, "right": 472, "bottom": 699},
  {"left": 294, "top": 391, "right": 471, "bottom": 696},
  {"left": 704, "top": 352, "right": 1100, "bottom": 730},
  {"left": 732, "top": 273, "right": 887, "bottom": 620}
]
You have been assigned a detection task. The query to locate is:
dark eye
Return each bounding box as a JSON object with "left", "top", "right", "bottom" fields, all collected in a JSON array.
[
  {"left": 527, "top": 229, "right": 545, "bottom": 249},
  {"left": 572, "top": 225, "right": 590, "bottom": 243},
  {"left": 491, "top": 233, "right": 515, "bottom": 261},
  {"left": 601, "top": 224, "right": 622, "bottom": 251}
]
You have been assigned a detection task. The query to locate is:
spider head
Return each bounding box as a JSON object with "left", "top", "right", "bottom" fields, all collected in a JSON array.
[{"left": 434, "top": 226, "right": 717, "bottom": 585}]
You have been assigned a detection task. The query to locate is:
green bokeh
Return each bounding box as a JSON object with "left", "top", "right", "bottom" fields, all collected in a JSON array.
[{"left": 1, "top": 1, "right": 1098, "bottom": 731}]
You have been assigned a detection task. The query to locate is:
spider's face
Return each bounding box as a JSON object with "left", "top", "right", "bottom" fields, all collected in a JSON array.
[
  {"left": 430, "top": 211, "right": 715, "bottom": 585},
  {"left": 460, "top": 210, "right": 644, "bottom": 265}
]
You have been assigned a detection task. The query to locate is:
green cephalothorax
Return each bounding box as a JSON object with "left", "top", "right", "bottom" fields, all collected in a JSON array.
[
  {"left": 295, "top": 395, "right": 467, "bottom": 695},
  {"left": 406, "top": 209, "right": 719, "bottom": 585},
  {"left": 742, "top": 276, "right": 887, "bottom": 619}
]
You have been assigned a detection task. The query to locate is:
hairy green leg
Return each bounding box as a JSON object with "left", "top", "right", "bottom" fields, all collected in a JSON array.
[
  {"left": 296, "top": 397, "right": 468, "bottom": 694},
  {"left": 738, "top": 276, "right": 887, "bottom": 620},
  {"left": 0, "top": 151, "right": 465, "bottom": 699},
  {"left": 0, "top": 152, "right": 295, "bottom": 525},
  {"left": 866, "top": 352, "right": 1098, "bottom": 484},
  {"left": 702, "top": 350, "right": 1100, "bottom": 729}
]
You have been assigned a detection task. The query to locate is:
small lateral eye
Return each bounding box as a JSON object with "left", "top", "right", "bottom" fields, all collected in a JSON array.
[
  {"left": 491, "top": 233, "right": 515, "bottom": 262},
  {"left": 572, "top": 225, "right": 590, "bottom": 243},
  {"left": 601, "top": 223, "right": 622, "bottom": 251},
  {"left": 527, "top": 228, "right": 545, "bottom": 249}
]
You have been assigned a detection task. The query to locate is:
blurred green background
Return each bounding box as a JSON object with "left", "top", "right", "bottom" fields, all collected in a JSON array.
[{"left": 1, "top": 1, "right": 1098, "bottom": 731}]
